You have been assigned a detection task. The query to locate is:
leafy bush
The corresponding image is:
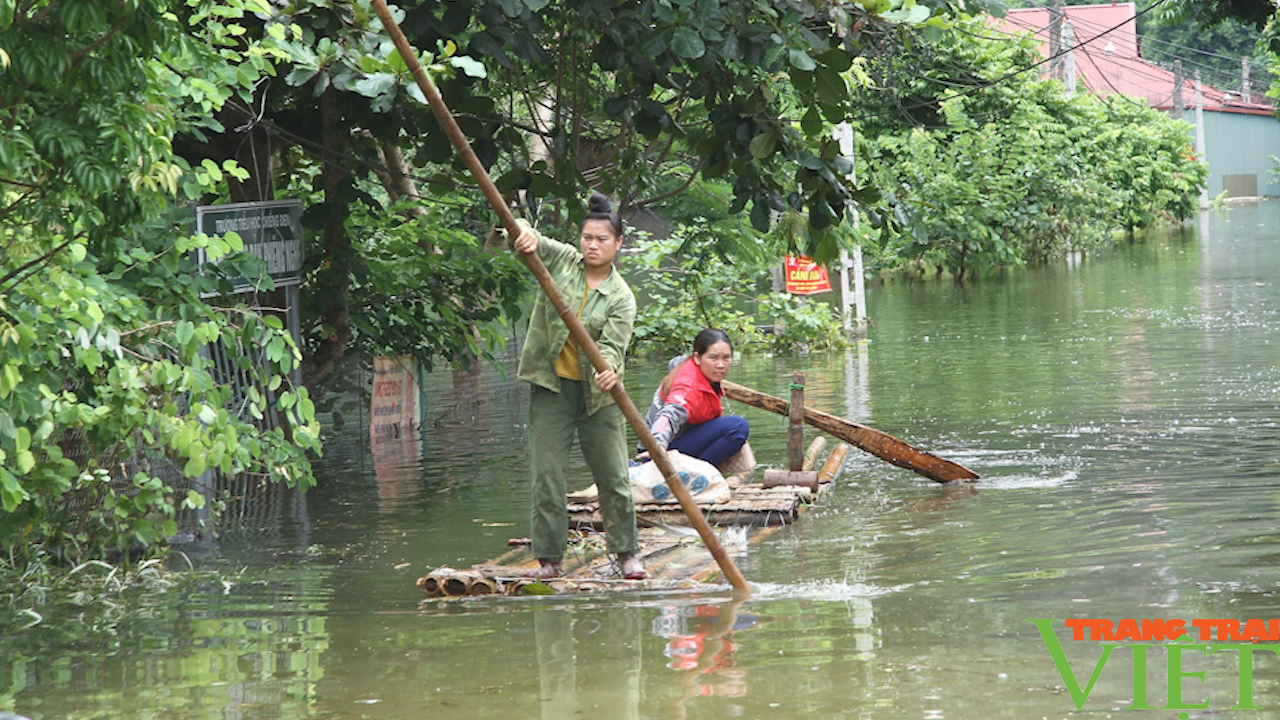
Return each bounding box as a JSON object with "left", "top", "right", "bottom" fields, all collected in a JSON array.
[
  {"left": 855, "top": 16, "right": 1208, "bottom": 280},
  {"left": 1, "top": 232, "right": 319, "bottom": 566},
  {"left": 628, "top": 222, "right": 850, "bottom": 356},
  {"left": 0, "top": 0, "right": 320, "bottom": 569},
  {"left": 756, "top": 294, "right": 850, "bottom": 352},
  {"left": 301, "top": 195, "right": 529, "bottom": 372}
]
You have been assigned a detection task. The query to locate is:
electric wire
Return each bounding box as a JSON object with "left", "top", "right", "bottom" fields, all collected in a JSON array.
[
  {"left": 1015, "top": 0, "right": 1271, "bottom": 66},
  {"left": 843, "top": 0, "right": 1175, "bottom": 125},
  {"left": 993, "top": 6, "right": 1262, "bottom": 106},
  {"left": 995, "top": 10, "right": 1244, "bottom": 89},
  {"left": 1006, "top": 0, "right": 1269, "bottom": 89}
]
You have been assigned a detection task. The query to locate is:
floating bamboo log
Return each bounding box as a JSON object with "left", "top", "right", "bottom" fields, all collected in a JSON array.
[
  {"left": 722, "top": 380, "right": 978, "bottom": 483},
  {"left": 417, "top": 567, "right": 495, "bottom": 597},
  {"left": 818, "top": 442, "right": 850, "bottom": 483},
  {"left": 468, "top": 577, "right": 498, "bottom": 596},
  {"left": 417, "top": 573, "right": 442, "bottom": 597},
  {"left": 802, "top": 437, "right": 826, "bottom": 471},
  {"left": 762, "top": 470, "right": 819, "bottom": 491},
  {"left": 443, "top": 575, "right": 470, "bottom": 596}
]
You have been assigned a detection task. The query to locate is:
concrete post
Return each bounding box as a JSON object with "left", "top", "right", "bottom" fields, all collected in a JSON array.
[
  {"left": 1063, "top": 20, "right": 1076, "bottom": 96},
  {"left": 834, "top": 122, "right": 867, "bottom": 337},
  {"left": 1242, "top": 56, "right": 1251, "bottom": 104},
  {"left": 1171, "top": 60, "right": 1183, "bottom": 120},
  {"left": 1048, "top": 0, "right": 1064, "bottom": 81},
  {"left": 1195, "top": 71, "right": 1208, "bottom": 208}
]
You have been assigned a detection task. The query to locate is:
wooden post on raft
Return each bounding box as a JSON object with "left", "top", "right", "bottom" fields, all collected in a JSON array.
[
  {"left": 370, "top": 0, "right": 750, "bottom": 595},
  {"left": 763, "top": 372, "right": 821, "bottom": 490},
  {"left": 788, "top": 372, "right": 805, "bottom": 471}
]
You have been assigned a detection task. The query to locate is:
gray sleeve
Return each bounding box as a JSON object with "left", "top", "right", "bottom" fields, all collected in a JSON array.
[
  {"left": 649, "top": 402, "right": 689, "bottom": 449},
  {"left": 640, "top": 383, "right": 688, "bottom": 452}
]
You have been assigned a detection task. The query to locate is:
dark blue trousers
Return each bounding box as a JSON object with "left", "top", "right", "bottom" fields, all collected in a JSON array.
[{"left": 669, "top": 415, "right": 750, "bottom": 467}]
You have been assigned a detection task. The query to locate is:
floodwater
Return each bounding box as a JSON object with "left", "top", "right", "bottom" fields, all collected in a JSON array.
[{"left": 6, "top": 204, "right": 1280, "bottom": 719}]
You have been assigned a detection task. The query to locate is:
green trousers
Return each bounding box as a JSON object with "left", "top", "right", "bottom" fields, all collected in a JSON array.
[{"left": 529, "top": 381, "right": 639, "bottom": 562}]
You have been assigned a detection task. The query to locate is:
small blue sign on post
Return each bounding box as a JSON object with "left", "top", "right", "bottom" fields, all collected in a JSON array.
[
  {"left": 193, "top": 199, "right": 305, "bottom": 390},
  {"left": 195, "top": 199, "right": 304, "bottom": 296}
]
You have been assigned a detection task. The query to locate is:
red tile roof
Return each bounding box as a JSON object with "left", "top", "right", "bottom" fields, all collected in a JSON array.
[{"left": 996, "top": 3, "right": 1272, "bottom": 115}]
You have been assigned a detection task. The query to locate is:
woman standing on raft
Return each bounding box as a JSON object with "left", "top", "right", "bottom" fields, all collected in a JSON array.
[
  {"left": 640, "top": 329, "right": 750, "bottom": 468},
  {"left": 511, "top": 193, "right": 645, "bottom": 581}
]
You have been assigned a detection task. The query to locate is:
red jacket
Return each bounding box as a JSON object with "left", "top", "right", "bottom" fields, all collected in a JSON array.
[
  {"left": 643, "top": 357, "right": 724, "bottom": 448},
  {"left": 663, "top": 357, "right": 724, "bottom": 425}
]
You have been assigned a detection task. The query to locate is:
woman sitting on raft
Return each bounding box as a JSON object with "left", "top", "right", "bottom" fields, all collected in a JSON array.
[{"left": 639, "top": 328, "right": 749, "bottom": 467}]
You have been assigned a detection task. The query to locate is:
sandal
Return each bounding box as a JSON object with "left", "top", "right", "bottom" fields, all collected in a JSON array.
[{"left": 619, "top": 553, "right": 646, "bottom": 581}]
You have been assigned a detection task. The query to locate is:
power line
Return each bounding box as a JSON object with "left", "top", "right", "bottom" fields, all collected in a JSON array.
[
  {"left": 997, "top": 10, "right": 1229, "bottom": 86},
  {"left": 845, "top": 0, "right": 1175, "bottom": 125},
  {"left": 994, "top": 6, "right": 1254, "bottom": 102},
  {"left": 1007, "top": 0, "right": 1268, "bottom": 83}
]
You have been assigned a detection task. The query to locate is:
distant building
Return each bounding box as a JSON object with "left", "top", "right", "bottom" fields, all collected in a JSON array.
[{"left": 998, "top": 3, "right": 1280, "bottom": 199}]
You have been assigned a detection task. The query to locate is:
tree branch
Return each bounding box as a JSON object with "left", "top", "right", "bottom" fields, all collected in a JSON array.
[
  {"left": 70, "top": 2, "right": 131, "bottom": 64},
  {"left": 635, "top": 157, "right": 706, "bottom": 208},
  {"left": 20, "top": 0, "right": 57, "bottom": 25},
  {"left": 0, "top": 188, "right": 36, "bottom": 223},
  {"left": 456, "top": 113, "right": 553, "bottom": 138},
  {"left": 0, "top": 177, "right": 42, "bottom": 189},
  {"left": 0, "top": 234, "right": 79, "bottom": 293}
]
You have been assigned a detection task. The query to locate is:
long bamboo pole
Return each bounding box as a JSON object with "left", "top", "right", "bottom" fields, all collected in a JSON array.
[
  {"left": 370, "top": 0, "right": 749, "bottom": 594},
  {"left": 723, "top": 380, "right": 979, "bottom": 483}
]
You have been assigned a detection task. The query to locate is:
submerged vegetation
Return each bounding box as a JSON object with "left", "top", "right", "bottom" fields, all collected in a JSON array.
[{"left": 852, "top": 17, "right": 1208, "bottom": 282}]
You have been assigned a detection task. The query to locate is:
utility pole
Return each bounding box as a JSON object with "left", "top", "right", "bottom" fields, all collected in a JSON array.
[
  {"left": 1171, "top": 60, "right": 1183, "bottom": 120},
  {"left": 1048, "top": 0, "right": 1064, "bottom": 81},
  {"left": 1063, "top": 20, "right": 1077, "bottom": 96},
  {"left": 834, "top": 123, "right": 867, "bottom": 338},
  {"left": 1242, "top": 56, "right": 1251, "bottom": 103},
  {"left": 1195, "top": 70, "right": 1208, "bottom": 209}
]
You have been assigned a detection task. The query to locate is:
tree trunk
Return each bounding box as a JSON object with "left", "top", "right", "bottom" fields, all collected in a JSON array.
[
  {"left": 302, "top": 86, "right": 353, "bottom": 387},
  {"left": 374, "top": 141, "right": 438, "bottom": 254}
]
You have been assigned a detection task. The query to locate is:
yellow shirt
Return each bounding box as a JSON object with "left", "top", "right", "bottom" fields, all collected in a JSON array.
[{"left": 554, "top": 287, "right": 591, "bottom": 380}]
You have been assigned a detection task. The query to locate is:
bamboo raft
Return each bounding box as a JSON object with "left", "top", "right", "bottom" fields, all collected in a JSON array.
[{"left": 417, "top": 438, "right": 851, "bottom": 599}]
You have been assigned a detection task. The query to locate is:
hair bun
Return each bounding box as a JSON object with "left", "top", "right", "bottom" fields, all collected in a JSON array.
[{"left": 587, "top": 192, "right": 613, "bottom": 214}]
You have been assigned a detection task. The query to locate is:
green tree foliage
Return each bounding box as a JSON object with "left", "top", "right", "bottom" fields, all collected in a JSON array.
[
  {"left": 628, "top": 190, "right": 849, "bottom": 355},
  {"left": 388, "top": 0, "right": 922, "bottom": 245},
  {"left": 1150, "top": 0, "right": 1278, "bottom": 36},
  {"left": 854, "top": 19, "right": 1207, "bottom": 281},
  {"left": 0, "top": 0, "right": 320, "bottom": 567},
  {"left": 333, "top": 198, "right": 529, "bottom": 371},
  {"left": 1139, "top": 14, "right": 1269, "bottom": 88},
  {"left": 213, "top": 0, "right": 967, "bottom": 386}
]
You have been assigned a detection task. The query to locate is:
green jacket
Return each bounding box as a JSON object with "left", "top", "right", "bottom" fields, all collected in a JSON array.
[{"left": 517, "top": 228, "right": 636, "bottom": 415}]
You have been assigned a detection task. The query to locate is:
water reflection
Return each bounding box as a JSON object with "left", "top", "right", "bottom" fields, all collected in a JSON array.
[
  {"left": 655, "top": 598, "right": 755, "bottom": 713},
  {"left": 17, "top": 205, "right": 1280, "bottom": 718},
  {"left": 535, "top": 608, "right": 642, "bottom": 719}
]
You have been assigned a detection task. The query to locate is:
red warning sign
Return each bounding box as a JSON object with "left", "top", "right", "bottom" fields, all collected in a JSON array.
[{"left": 784, "top": 256, "right": 832, "bottom": 295}]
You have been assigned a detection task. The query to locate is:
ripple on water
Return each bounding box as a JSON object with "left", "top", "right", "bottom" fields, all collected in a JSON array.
[
  {"left": 972, "top": 470, "right": 1078, "bottom": 490},
  {"left": 749, "top": 579, "right": 913, "bottom": 601}
]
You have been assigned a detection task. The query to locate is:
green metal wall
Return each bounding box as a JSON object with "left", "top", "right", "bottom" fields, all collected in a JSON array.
[{"left": 1184, "top": 110, "right": 1280, "bottom": 198}]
